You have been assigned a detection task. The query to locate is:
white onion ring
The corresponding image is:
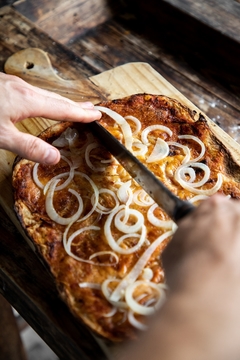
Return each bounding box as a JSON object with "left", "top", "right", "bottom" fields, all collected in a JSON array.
[
  {"left": 175, "top": 162, "right": 210, "bottom": 188},
  {"left": 141, "top": 125, "right": 172, "bottom": 145},
  {"left": 33, "top": 155, "right": 74, "bottom": 192},
  {"left": 128, "top": 310, "right": 148, "bottom": 331},
  {"left": 147, "top": 203, "right": 174, "bottom": 229},
  {"left": 45, "top": 179, "right": 83, "bottom": 225},
  {"left": 32, "top": 163, "right": 44, "bottom": 189},
  {"left": 125, "top": 280, "right": 166, "bottom": 315},
  {"left": 103, "top": 307, "right": 118, "bottom": 318},
  {"left": 167, "top": 141, "right": 191, "bottom": 164},
  {"left": 114, "top": 208, "right": 144, "bottom": 233},
  {"left": 95, "top": 106, "right": 133, "bottom": 150},
  {"left": 101, "top": 278, "right": 127, "bottom": 309},
  {"left": 176, "top": 172, "right": 223, "bottom": 195},
  {"left": 188, "top": 195, "right": 209, "bottom": 203},
  {"left": 89, "top": 251, "right": 119, "bottom": 265},
  {"left": 85, "top": 142, "right": 106, "bottom": 172},
  {"left": 64, "top": 226, "right": 112, "bottom": 265},
  {"left": 132, "top": 141, "right": 148, "bottom": 157},
  {"left": 110, "top": 230, "right": 173, "bottom": 302},
  {"left": 104, "top": 205, "right": 146, "bottom": 254},
  {"left": 178, "top": 135, "right": 205, "bottom": 162},
  {"left": 132, "top": 189, "right": 155, "bottom": 207},
  {"left": 92, "top": 188, "right": 119, "bottom": 214},
  {"left": 124, "top": 115, "right": 142, "bottom": 135},
  {"left": 75, "top": 171, "right": 99, "bottom": 222}
]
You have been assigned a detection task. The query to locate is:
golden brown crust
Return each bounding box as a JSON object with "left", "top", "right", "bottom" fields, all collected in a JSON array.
[{"left": 12, "top": 94, "right": 240, "bottom": 342}]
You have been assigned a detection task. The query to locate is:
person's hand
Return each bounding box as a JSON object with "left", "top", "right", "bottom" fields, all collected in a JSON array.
[
  {"left": 159, "top": 194, "right": 240, "bottom": 360},
  {"left": 163, "top": 194, "right": 240, "bottom": 291},
  {"left": 119, "top": 195, "right": 240, "bottom": 360},
  {"left": 0, "top": 72, "right": 102, "bottom": 164}
]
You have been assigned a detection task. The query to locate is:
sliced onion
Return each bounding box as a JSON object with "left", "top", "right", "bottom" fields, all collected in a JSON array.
[
  {"left": 147, "top": 138, "right": 169, "bottom": 163},
  {"left": 104, "top": 205, "right": 146, "bottom": 254},
  {"left": 89, "top": 251, "right": 119, "bottom": 265},
  {"left": 79, "top": 282, "right": 101, "bottom": 290},
  {"left": 117, "top": 233, "right": 141, "bottom": 245},
  {"left": 32, "top": 163, "right": 44, "bottom": 189},
  {"left": 75, "top": 171, "right": 99, "bottom": 222},
  {"left": 188, "top": 195, "right": 209, "bottom": 203},
  {"left": 104, "top": 307, "right": 118, "bottom": 318},
  {"left": 95, "top": 106, "right": 133, "bottom": 150},
  {"left": 176, "top": 172, "right": 223, "bottom": 195},
  {"left": 147, "top": 203, "right": 175, "bottom": 229},
  {"left": 141, "top": 125, "right": 172, "bottom": 145},
  {"left": 125, "top": 280, "right": 166, "bottom": 315},
  {"left": 64, "top": 226, "right": 109, "bottom": 265},
  {"left": 110, "top": 230, "right": 173, "bottom": 302},
  {"left": 124, "top": 115, "right": 142, "bottom": 136},
  {"left": 45, "top": 179, "right": 83, "bottom": 225},
  {"left": 117, "top": 180, "right": 132, "bottom": 204},
  {"left": 132, "top": 189, "right": 155, "bottom": 207},
  {"left": 175, "top": 162, "right": 210, "bottom": 188},
  {"left": 167, "top": 141, "right": 191, "bottom": 164},
  {"left": 42, "top": 156, "right": 75, "bottom": 196},
  {"left": 132, "top": 141, "right": 148, "bottom": 157},
  {"left": 178, "top": 135, "right": 205, "bottom": 162},
  {"left": 114, "top": 208, "right": 144, "bottom": 233},
  {"left": 101, "top": 278, "right": 127, "bottom": 309},
  {"left": 85, "top": 142, "right": 106, "bottom": 172},
  {"left": 141, "top": 268, "right": 153, "bottom": 281},
  {"left": 92, "top": 188, "right": 119, "bottom": 214},
  {"left": 128, "top": 310, "right": 148, "bottom": 331}
]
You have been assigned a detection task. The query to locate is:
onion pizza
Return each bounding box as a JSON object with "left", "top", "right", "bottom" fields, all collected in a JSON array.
[{"left": 12, "top": 94, "right": 240, "bottom": 342}]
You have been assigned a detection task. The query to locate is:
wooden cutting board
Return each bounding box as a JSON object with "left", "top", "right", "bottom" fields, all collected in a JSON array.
[{"left": 2, "top": 46, "right": 240, "bottom": 243}]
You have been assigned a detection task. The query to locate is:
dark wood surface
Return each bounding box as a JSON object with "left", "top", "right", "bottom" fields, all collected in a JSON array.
[
  {"left": 162, "top": 0, "right": 240, "bottom": 44},
  {"left": 1, "top": 1, "right": 240, "bottom": 358}
]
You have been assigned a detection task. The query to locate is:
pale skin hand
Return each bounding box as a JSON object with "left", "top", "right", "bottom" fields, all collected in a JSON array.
[
  {"left": 118, "top": 195, "right": 240, "bottom": 360},
  {"left": 0, "top": 72, "right": 102, "bottom": 164}
]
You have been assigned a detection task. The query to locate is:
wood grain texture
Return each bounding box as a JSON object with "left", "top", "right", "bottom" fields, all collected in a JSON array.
[
  {"left": 13, "top": 0, "right": 119, "bottom": 44},
  {"left": 162, "top": 0, "right": 240, "bottom": 43},
  {"left": 1, "top": 2, "right": 240, "bottom": 358},
  {"left": 66, "top": 12, "right": 240, "bottom": 135},
  {"left": 0, "top": 294, "right": 27, "bottom": 360}
]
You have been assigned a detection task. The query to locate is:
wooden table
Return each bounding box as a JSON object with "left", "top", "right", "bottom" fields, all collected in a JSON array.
[{"left": 1, "top": 1, "right": 240, "bottom": 359}]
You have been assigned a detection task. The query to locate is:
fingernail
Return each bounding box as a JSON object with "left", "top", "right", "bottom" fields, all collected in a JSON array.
[
  {"left": 44, "top": 148, "right": 59, "bottom": 164},
  {"left": 83, "top": 102, "right": 94, "bottom": 109}
]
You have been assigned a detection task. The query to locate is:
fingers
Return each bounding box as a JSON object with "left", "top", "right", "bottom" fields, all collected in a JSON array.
[
  {"left": 1, "top": 73, "right": 102, "bottom": 124},
  {"left": 14, "top": 86, "right": 102, "bottom": 123},
  {"left": 3, "top": 124, "right": 60, "bottom": 164},
  {"left": 162, "top": 194, "right": 240, "bottom": 285}
]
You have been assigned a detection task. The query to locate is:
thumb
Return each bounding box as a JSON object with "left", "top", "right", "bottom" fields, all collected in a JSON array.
[{"left": 8, "top": 127, "right": 60, "bottom": 164}]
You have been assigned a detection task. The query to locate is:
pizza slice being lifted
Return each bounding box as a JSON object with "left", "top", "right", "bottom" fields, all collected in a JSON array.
[{"left": 12, "top": 94, "right": 240, "bottom": 341}]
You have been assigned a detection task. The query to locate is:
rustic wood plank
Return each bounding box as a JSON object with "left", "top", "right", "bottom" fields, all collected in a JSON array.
[
  {"left": 13, "top": 0, "right": 119, "bottom": 44},
  {"left": 0, "top": 294, "right": 27, "bottom": 360},
  {"left": 161, "top": 0, "right": 240, "bottom": 44}
]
